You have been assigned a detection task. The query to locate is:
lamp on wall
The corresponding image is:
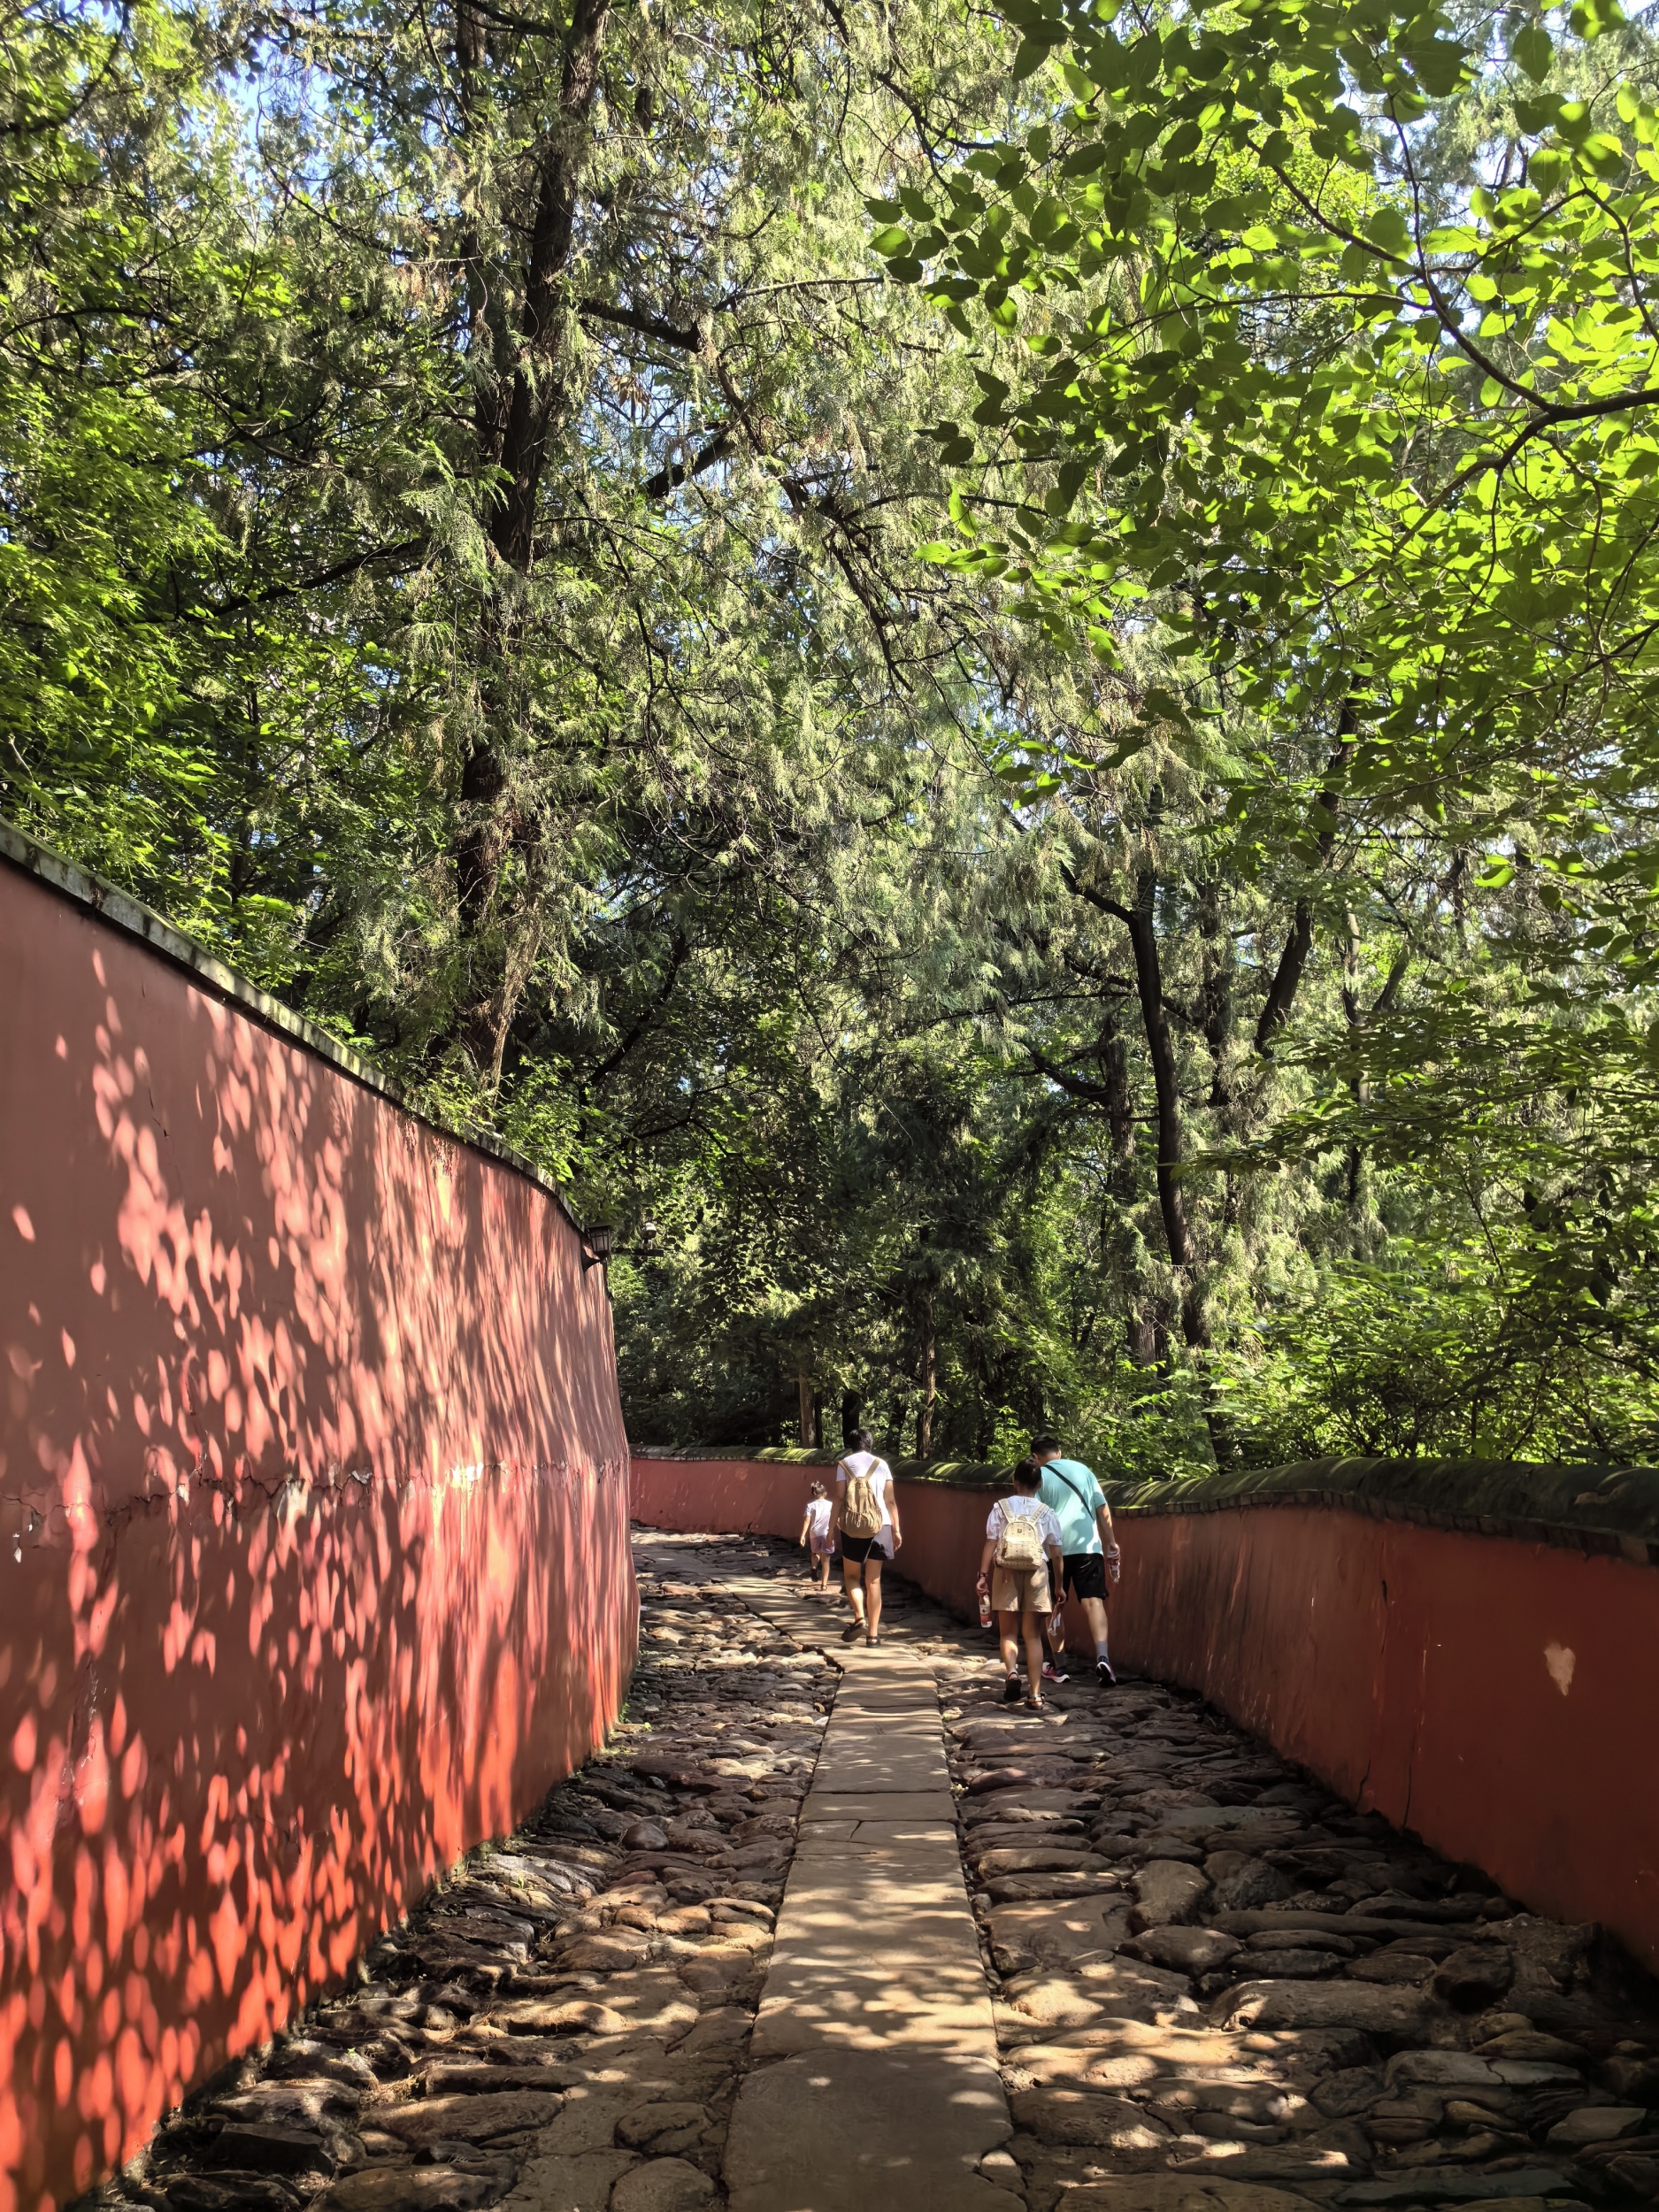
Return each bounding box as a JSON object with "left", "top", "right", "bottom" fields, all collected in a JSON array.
[{"left": 582, "top": 1223, "right": 615, "bottom": 1272}]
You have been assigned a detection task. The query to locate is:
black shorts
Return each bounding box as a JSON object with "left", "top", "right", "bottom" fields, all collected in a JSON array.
[
  {"left": 1063, "top": 1552, "right": 1108, "bottom": 1601},
  {"left": 840, "top": 1532, "right": 887, "bottom": 1564}
]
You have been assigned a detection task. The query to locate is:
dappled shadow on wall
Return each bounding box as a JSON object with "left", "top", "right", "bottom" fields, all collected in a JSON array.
[{"left": 0, "top": 870, "right": 635, "bottom": 2209}]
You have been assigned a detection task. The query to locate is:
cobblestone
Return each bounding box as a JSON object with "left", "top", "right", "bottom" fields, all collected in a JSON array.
[
  {"left": 85, "top": 1536, "right": 834, "bottom": 2212},
  {"left": 944, "top": 1658, "right": 1659, "bottom": 2212},
  {"left": 80, "top": 1533, "right": 1659, "bottom": 2212}
]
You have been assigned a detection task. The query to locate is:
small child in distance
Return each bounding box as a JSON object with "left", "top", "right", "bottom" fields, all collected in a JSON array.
[
  {"left": 799, "top": 1481, "right": 835, "bottom": 1594},
  {"left": 977, "top": 1456, "right": 1065, "bottom": 1711}
]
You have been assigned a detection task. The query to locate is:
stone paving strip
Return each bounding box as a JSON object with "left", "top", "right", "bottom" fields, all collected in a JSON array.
[
  {"left": 714, "top": 1561, "right": 1020, "bottom": 2212},
  {"left": 81, "top": 1532, "right": 1659, "bottom": 2212}
]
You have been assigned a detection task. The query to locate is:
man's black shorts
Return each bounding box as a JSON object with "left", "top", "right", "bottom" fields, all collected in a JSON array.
[{"left": 1063, "top": 1552, "right": 1108, "bottom": 1601}]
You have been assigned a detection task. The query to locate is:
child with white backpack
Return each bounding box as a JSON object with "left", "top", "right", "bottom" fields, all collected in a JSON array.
[{"left": 975, "top": 1456, "right": 1065, "bottom": 1710}]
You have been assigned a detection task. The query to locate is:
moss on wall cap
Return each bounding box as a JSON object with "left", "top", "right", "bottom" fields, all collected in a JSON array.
[
  {"left": 1, "top": 816, "right": 584, "bottom": 1234},
  {"left": 640, "top": 1444, "right": 1006, "bottom": 1488},
  {"left": 631, "top": 1446, "right": 1659, "bottom": 1563},
  {"left": 1102, "top": 1455, "right": 1659, "bottom": 1560}
]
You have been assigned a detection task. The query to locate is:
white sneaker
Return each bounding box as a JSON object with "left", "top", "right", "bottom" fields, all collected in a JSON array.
[{"left": 1041, "top": 1659, "right": 1068, "bottom": 1685}]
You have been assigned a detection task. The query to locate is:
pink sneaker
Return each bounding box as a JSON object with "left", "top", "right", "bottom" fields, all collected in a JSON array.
[{"left": 1041, "top": 1659, "right": 1068, "bottom": 1686}]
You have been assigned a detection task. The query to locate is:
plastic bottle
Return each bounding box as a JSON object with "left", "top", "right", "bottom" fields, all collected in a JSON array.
[{"left": 978, "top": 1586, "right": 994, "bottom": 1629}]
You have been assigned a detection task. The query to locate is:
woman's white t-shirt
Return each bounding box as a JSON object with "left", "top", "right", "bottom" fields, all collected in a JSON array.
[
  {"left": 836, "top": 1451, "right": 895, "bottom": 1556},
  {"left": 985, "top": 1495, "right": 1064, "bottom": 1550}
]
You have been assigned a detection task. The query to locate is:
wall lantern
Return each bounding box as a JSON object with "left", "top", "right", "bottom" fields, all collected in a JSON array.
[{"left": 582, "top": 1223, "right": 615, "bottom": 1272}]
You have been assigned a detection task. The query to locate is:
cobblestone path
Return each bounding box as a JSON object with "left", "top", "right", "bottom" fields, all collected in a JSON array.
[{"left": 87, "top": 1533, "right": 1659, "bottom": 2212}]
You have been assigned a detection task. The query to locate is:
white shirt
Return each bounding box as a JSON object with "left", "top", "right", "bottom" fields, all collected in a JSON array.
[
  {"left": 835, "top": 1451, "right": 895, "bottom": 1554},
  {"left": 986, "top": 1495, "right": 1063, "bottom": 1549},
  {"left": 805, "top": 1496, "right": 833, "bottom": 1540}
]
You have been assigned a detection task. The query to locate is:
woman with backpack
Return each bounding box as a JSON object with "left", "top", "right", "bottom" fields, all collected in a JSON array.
[
  {"left": 831, "top": 1428, "right": 901, "bottom": 1646},
  {"left": 975, "top": 1456, "right": 1065, "bottom": 1710}
]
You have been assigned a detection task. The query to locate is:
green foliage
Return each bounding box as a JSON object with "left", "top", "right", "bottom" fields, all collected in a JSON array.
[
  {"left": 857, "top": 0, "right": 1659, "bottom": 1468},
  {"left": 10, "top": 0, "right": 1659, "bottom": 1472}
]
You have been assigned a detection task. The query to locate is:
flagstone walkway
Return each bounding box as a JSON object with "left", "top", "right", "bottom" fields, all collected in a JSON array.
[{"left": 710, "top": 1572, "right": 1021, "bottom": 2210}]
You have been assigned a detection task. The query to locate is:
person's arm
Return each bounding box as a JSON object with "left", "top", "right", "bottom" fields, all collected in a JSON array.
[
  {"left": 1095, "top": 1497, "right": 1121, "bottom": 1577},
  {"left": 976, "top": 1505, "right": 999, "bottom": 1594},
  {"left": 799, "top": 1510, "right": 811, "bottom": 1548},
  {"left": 885, "top": 1468, "right": 902, "bottom": 1549}
]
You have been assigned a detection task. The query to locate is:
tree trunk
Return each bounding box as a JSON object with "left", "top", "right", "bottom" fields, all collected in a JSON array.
[
  {"left": 797, "top": 1367, "right": 816, "bottom": 1450},
  {"left": 918, "top": 1307, "right": 937, "bottom": 1459},
  {"left": 1341, "top": 918, "right": 1409, "bottom": 1221},
  {"left": 888, "top": 1394, "right": 911, "bottom": 1458},
  {"left": 1196, "top": 876, "right": 1234, "bottom": 1111},
  {"left": 1099, "top": 1010, "right": 1135, "bottom": 1177},
  {"left": 1126, "top": 1311, "right": 1159, "bottom": 1365},
  {"left": 841, "top": 1390, "right": 863, "bottom": 1448},
  {"left": 1255, "top": 708, "right": 1357, "bottom": 1056},
  {"left": 1118, "top": 864, "right": 1208, "bottom": 1350},
  {"left": 448, "top": 0, "right": 614, "bottom": 1069},
  {"left": 1060, "top": 853, "right": 1206, "bottom": 1354}
]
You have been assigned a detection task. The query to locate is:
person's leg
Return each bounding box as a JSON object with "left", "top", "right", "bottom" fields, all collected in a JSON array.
[
  {"left": 863, "top": 1556, "right": 884, "bottom": 1640},
  {"left": 1064, "top": 1556, "right": 1115, "bottom": 1678},
  {"left": 1020, "top": 1605, "right": 1046, "bottom": 1699},
  {"left": 995, "top": 1612, "right": 1023, "bottom": 1697},
  {"left": 1044, "top": 1563, "right": 1071, "bottom": 1662},
  {"left": 841, "top": 1552, "right": 867, "bottom": 1626}
]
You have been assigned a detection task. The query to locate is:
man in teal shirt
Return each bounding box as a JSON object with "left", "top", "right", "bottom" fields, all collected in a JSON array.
[{"left": 1032, "top": 1433, "right": 1121, "bottom": 1686}]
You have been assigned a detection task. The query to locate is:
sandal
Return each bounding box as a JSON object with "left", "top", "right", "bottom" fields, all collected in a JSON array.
[
  {"left": 1024, "top": 1693, "right": 1045, "bottom": 1711},
  {"left": 865, "top": 1634, "right": 881, "bottom": 1647}
]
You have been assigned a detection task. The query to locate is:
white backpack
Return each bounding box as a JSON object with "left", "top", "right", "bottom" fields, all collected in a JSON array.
[{"left": 995, "top": 1503, "right": 1047, "bottom": 1570}]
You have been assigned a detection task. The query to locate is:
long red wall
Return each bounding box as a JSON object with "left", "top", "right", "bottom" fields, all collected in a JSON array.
[
  {"left": 1, "top": 854, "right": 636, "bottom": 2212},
  {"left": 630, "top": 1455, "right": 1659, "bottom": 1974}
]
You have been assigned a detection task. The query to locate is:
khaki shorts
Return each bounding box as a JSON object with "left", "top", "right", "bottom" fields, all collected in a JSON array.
[{"left": 992, "top": 1561, "right": 1053, "bottom": 1615}]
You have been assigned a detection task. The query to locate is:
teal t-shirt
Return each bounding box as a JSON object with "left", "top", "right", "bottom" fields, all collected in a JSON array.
[{"left": 1037, "top": 1457, "right": 1106, "bottom": 1555}]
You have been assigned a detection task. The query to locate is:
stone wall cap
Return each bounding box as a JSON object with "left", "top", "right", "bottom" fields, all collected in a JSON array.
[
  {"left": 629, "top": 1446, "right": 1659, "bottom": 1554},
  {"left": 1, "top": 815, "right": 584, "bottom": 1236}
]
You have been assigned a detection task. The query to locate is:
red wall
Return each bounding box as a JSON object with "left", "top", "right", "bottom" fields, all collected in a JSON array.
[
  {"left": 629, "top": 1457, "right": 1659, "bottom": 1973},
  {"left": 1, "top": 856, "right": 636, "bottom": 2212}
]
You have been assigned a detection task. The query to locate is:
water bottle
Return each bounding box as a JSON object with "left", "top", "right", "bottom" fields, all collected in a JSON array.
[{"left": 978, "top": 1585, "right": 993, "bottom": 1629}]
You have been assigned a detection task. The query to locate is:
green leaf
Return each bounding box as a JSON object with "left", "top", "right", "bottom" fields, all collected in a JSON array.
[
  {"left": 1570, "top": 0, "right": 1625, "bottom": 38},
  {"left": 1512, "top": 23, "right": 1553, "bottom": 81},
  {"left": 1528, "top": 145, "right": 1568, "bottom": 190},
  {"left": 1404, "top": 37, "right": 1467, "bottom": 96},
  {"left": 1515, "top": 93, "right": 1564, "bottom": 134},
  {"left": 1578, "top": 132, "right": 1627, "bottom": 178}
]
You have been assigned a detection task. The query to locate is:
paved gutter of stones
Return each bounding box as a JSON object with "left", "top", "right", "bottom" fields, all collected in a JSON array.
[
  {"left": 82, "top": 1532, "right": 838, "bottom": 2212},
  {"left": 72, "top": 1534, "right": 1659, "bottom": 2212},
  {"left": 946, "top": 1668, "right": 1659, "bottom": 2212}
]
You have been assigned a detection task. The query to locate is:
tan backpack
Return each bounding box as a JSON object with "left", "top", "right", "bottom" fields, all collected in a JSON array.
[
  {"left": 839, "top": 1458, "right": 885, "bottom": 1540},
  {"left": 995, "top": 1503, "right": 1047, "bottom": 1570}
]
